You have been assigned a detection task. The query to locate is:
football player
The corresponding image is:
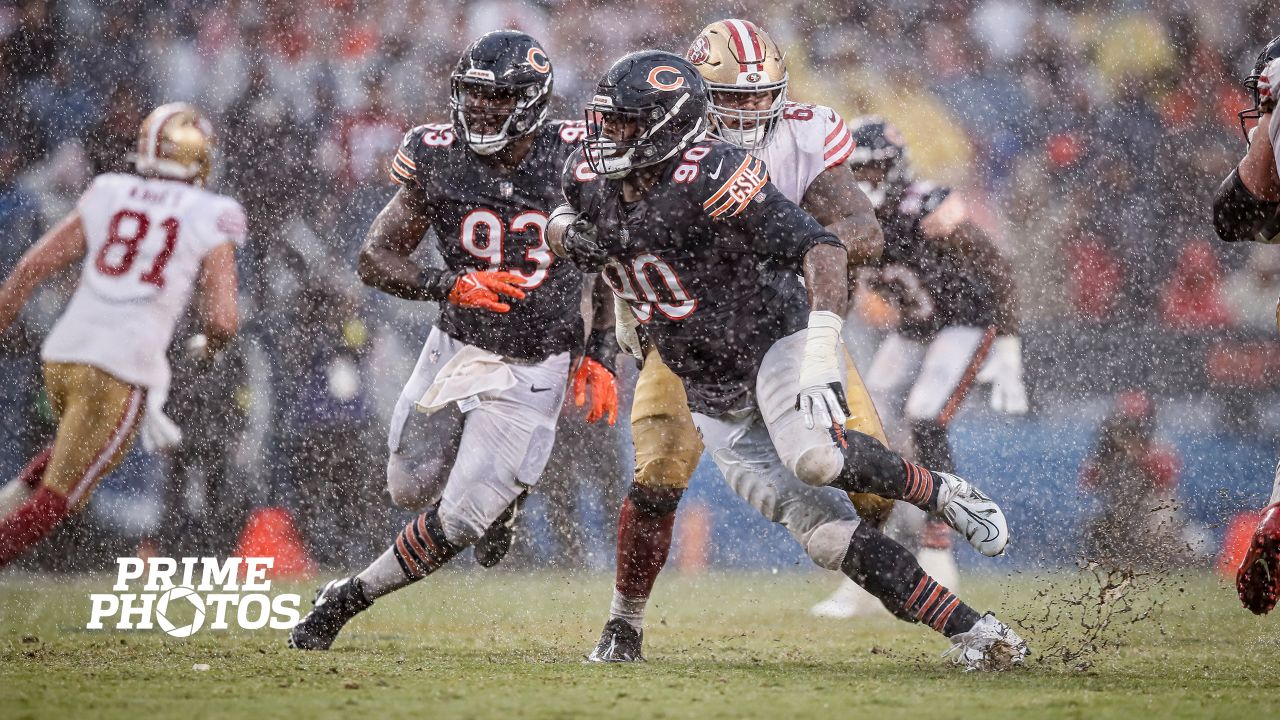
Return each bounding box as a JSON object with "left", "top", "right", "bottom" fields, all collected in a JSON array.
[
  {"left": 288, "top": 31, "right": 618, "bottom": 650},
  {"left": 811, "top": 118, "right": 1025, "bottom": 619},
  {"left": 551, "top": 50, "right": 1028, "bottom": 670},
  {"left": 0, "top": 103, "right": 243, "bottom": 566},
  {"left": 580, "top": 18, "right": 901, "bottom": 661},
  {"left": 1212, "top": 34, "right": 1280, "bottom": 615}
]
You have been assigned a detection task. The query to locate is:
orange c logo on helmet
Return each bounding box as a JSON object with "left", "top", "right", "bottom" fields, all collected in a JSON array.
[
  {"left": 527, "top": 47, "right": 550, "bottom": 74},
  {"left": 647, "top": 66, "right": 686, "bottom": 91}
]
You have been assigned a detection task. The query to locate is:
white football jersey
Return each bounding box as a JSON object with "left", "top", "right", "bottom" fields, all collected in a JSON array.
[
  {"left": 753, "top": 102, "right": 855, "bottom": 205},
  {"left": 42, "top": 173, "right": 246, "bottom": 401}
]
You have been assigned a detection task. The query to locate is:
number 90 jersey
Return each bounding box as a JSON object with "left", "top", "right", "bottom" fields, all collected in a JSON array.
[
  {"left": 42, "top": 173, "right": 246, "bottom": 396},
  {"left": 390, "top": 120, "right": 587, "bottom": 361},
  {"left": 562, "top": 139, "right": 841, "bottom": 414}
]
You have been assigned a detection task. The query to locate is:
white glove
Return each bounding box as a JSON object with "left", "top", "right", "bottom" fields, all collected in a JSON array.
[
  {"left": 976, "top": 335, "right": 1028, "bottom": 415},
  {"left": 613, "top": 293, "right": 643, "bottom": 361},
  {"left": 140, "top": 407, "right": 184, "bottom": 452},
  {"left": 795, "top": 311, "right": 851, "bottom": 436}
]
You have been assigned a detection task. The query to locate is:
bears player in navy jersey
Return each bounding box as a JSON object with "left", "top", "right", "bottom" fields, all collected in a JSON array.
[
  {"left": 550, "top": 51, "right": 1028, "bottom": 670},
  {"left": 289, "top": 31, "right": 618, "bottom": 651},
  {"left": 812, "top": 118, "right": 1025, "bottom": 619},
  {"left": 1213, "top": 34, "right": 1280, "bottom": 615}
]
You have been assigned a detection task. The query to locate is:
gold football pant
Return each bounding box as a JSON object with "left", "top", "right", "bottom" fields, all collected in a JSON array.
[
  {"left": 629, "top": 348, "right": 895, "bottom": 526},
  {"left": 41, "top": 362, "right": 145, "bottom": 509}
]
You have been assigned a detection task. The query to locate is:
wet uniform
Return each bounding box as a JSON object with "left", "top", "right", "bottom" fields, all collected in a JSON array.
[
  {"left": 390, "top": 120, "right": 589, "bottom": 360},
  {"left": 383, "top": 119, "right": 589, "bottom": 547},
  {"left": 864, "top": 180, "right": 998, "bottom": 427},
  {"left": 563, "top": 140, "right": 834, "bottom": 414},
  {"left": 562, "top": 139, "right": 869, "bottom": 572}
]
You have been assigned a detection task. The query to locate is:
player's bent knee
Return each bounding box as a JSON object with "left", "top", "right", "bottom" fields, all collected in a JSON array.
[
  {"left": 385, "top": 460, "right": 431, "bottom": 512},
  {"left": 437, "top": 503, "right": 488, "bottom": 549},
  {"left": 627, "top": 483, "right": 684, "bottom": 517},
  {"left": 802, "top": 519, "right": 860, "bottom": 571},
  {"left": 634, "top": 455, "right": 698, "bottom": 491},
  {"left": 793, "top": 444, "right": 843, "bottom": 487}
]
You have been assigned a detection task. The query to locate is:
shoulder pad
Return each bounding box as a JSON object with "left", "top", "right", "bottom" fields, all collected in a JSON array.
[
  {"left": 548, "top": 119, "right": 589, "bottom": 145},
  {"left": 389, "top": 123, "right": 456, "bottom": 186},
  {"left": 682, "top": 142, "right": 768, "bottom": 219}
]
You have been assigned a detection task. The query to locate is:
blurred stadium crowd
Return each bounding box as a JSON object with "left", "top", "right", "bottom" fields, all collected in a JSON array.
[{"left": 1, "top": 0, "right": 1279, "bottom": 570}]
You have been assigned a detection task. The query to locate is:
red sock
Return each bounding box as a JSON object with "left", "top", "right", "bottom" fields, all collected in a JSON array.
[
  {"left": 615, "top": 490, "right": 681, "bottom": 599},
  {"left": 0, "top": 487, "right": 70, "bottom": 567},
  {"left": 17, "top": 446, "right": 53, "bottom": 489}
]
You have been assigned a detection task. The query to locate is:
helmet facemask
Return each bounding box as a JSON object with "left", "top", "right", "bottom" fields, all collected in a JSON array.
[
  {"left": 583, "top": 93, "right": 706, "bottom": 179},
  {"left": 705, "top": 78, "right": 787, "bottom": 149},
  {"left": 450, "top": 74, "right": 550, "bottom": 156}
]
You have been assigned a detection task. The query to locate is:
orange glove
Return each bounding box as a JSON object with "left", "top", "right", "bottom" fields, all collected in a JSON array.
[
  {"left": 448, "top": 271, "right": 527, "bottom": 313},
  {"left": 572, "top": 356, "right": 618, "bottom": 425}
]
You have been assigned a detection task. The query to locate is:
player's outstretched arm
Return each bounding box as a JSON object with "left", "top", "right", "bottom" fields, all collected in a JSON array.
[
  {"left": 801, "top": 164, "right": 884, "bottom": 269},
  {"left": 356, "top": 187, "right": 440, "bottom": 299},
  {"left": 196, "top": 243, "right": 239, "bottom": 354},
  {"left": 0, "top": 211, "right": 87, "bottom": 336}
]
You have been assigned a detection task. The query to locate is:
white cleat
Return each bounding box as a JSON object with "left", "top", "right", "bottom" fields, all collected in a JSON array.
[
  {"left": 933, "top": 472, "right": 1008, "bottom": 557},
  {"left": 942, "top": 612, "right": 1029, "bottom": 672}
]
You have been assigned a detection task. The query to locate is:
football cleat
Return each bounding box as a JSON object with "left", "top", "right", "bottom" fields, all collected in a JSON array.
[
  {"left": 586, "top": 618, "right": 645, "bottom": 663},
  {"left": 288, "top": 577, "right": 373, "bottom": 651},
  {"left": 474, "top": 491, "right": 527, "bottom": 569},
  {"left": 933, "top": 472, "right": 1009, "bottom": 557},
  {"left": 942, "top": 612, "right": 1029, "bottom": 672},
  {"left": 1237, "top": 501, "right": 1280, "bottom": 615}
]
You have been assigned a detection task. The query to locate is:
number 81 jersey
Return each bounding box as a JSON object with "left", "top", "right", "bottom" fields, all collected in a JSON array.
[
  {"left": 389, "top": 120, "right": 587, "bottom": 360},
  {"left": 42, "top": 173, "right": 247, "bottom": 395}
]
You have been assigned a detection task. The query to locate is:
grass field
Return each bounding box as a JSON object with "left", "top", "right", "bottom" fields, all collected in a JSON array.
[{"left": 2, "top": 568, "right": 1278, "bottom": 719}]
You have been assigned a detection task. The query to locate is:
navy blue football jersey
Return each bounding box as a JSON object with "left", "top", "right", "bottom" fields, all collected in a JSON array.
[
  {"left": 390, "top": 120, "right": 589, "bottom": 360},
  {"left": 562, "top": 139, "right": 841, "bottom": 414},
  {"left": 871, "top": 181, "right": 998, "bottom": 339}
]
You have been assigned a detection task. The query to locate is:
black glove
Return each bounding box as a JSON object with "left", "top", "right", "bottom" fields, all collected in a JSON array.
[{"left": 562, "top": 215, "right": 609, "bottom": 271}]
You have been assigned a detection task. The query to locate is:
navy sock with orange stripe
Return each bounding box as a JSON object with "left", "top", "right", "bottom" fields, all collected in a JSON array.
[
  {"left": 356, "top": 504, "right": 462, "bottom": 600},
  {"left": 830, "top": 431, "right": 941, "bottom": 510},
  {"left": 840, "top": 522, "right": 980, "bottom": 637}
]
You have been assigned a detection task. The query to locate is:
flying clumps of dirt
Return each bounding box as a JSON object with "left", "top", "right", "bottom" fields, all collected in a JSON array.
[{"left": 1007, "top": 561, "right": 1181, "bottom": 671}]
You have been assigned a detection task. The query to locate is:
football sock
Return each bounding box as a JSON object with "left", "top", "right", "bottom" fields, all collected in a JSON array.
[
  {"left": 841, "top": 522, "right": 980, "bottom": 637},
  {"left": 910, "top": 420, "right": 955, "bottom": 473},
  {"left": 356, "top": 504, "right": 461, "bottom": 600},
  {"left": 0, "top": 486, "right": 69, "bottom": 567},
  {"left": 611, "top": 485, "right": 683, "bottom": 630},
  {"left": 830, "top": 431, "right": 941, "bottom": 511}
]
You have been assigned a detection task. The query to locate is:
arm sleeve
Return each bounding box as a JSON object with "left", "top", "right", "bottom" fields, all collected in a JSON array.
[
  {"left": 821, "top": 108, "right": 855, "bottom": 169},
  {"left": 388, "top": 126, "right": 428, "bottom": 192},
  {"left": 559, "top": 150, "right": 588, "bottom": 210},
  {"left": 1213, "top": 167, "right": 1280, "bottom": 243}
]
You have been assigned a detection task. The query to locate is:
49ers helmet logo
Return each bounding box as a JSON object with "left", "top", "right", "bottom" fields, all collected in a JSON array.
[
  {"left": 647, "top": 66, "right": 686, "bottom": 91},
  {"left": 527, "top": 46, "right": 550, "bottom": 74},
  {"left": 686, "top": 35, "right": 711, "bottom": 65}
]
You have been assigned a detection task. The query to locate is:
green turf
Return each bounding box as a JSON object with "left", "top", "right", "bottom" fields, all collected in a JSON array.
[{"left": 1, "top": 568, "right": 1278, "bottom": 719}]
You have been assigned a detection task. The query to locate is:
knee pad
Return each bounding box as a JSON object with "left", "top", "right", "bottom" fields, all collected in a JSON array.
[
  {"left": 632, "top": 415, "right": 703, "bottom": 491},
  {"left": 802, "top": 519, "right": 860, "bottom": 571},
  {"left": 626, "top": 483, "right": 684, "bottom": 518},
  {"left": 438, "top": 502, "right": 489, "bottom": 548},
  {"left": 386, "top": 467, "right": 431, "bottom": 512},
  {"left": 794, "top": 444, "right": 844, "bottom": 487}
]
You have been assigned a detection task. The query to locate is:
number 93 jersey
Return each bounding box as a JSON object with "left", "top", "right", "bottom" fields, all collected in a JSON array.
[
  {"left": 390, "top": 120, "right": 588, "bottom": 361},
  {"left": 562, "top": 139, "right": 841, "bottom": 415},
  {"left": 42, "top": 173, "right": 246, "bottom": 395}
]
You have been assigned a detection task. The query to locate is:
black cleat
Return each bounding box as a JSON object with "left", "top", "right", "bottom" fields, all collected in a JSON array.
[
  {"left": 474, "top": 491, "right": 527, "bottom": 568},
  {"left": 288, "top": 577, "right": 373, "bottom": 650},
  {"left": 586, "top": 618, "right": 644, "bottom": 663}
]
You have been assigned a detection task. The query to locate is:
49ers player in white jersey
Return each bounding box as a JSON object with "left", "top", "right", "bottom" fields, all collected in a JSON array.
[
  {"left": 590, "top": 18, "right": 907, "bottom": 662},
  {"left": 0, "top": 103, "right": 243, "bottom": 567}
]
